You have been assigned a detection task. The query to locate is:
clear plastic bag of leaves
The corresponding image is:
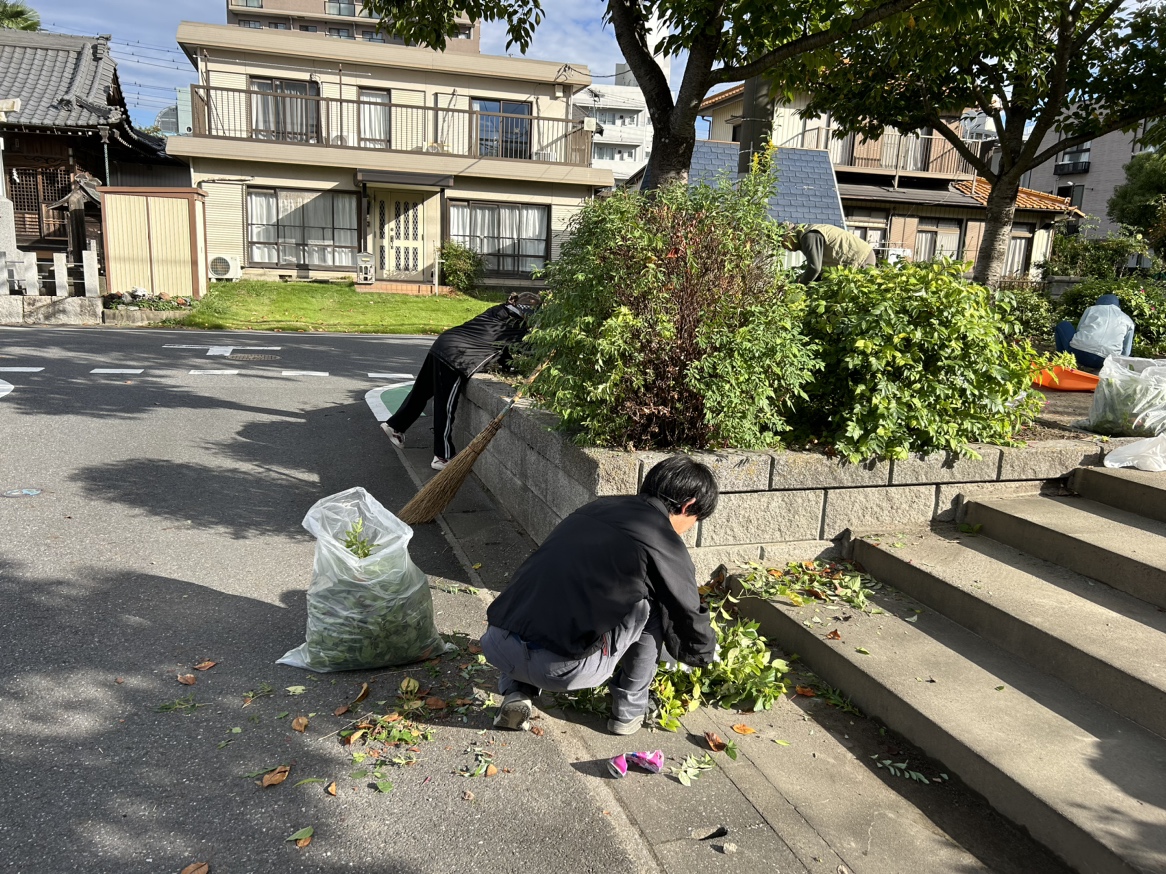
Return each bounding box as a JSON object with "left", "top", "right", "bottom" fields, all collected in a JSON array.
[
  {"left": 1084, "top": 355, "right": 1166, "bottom": 437},
  {"left": 278, "top": 487, "right": 451, "bottom": 672}
]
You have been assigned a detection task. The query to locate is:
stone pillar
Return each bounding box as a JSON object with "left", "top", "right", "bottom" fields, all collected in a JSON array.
[
  {"left": 20, "top": 251, "right": 39, "bottom": 295},
  {"left": 82, "top": 248, "right": 99, "bottom": 297},
  {"left": 0, "top": 251, "right": 8, "bottom": 295},
  {"left": 53, "top": 252, "right": 68, "bottom": 296}
]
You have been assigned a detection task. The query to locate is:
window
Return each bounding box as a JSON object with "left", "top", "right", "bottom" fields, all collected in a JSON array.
[
  {"left": 731, "top": 123, "right": 742, "bottom": 143},
  {"left": 845, "top": 208, "right": 889, "bottom": 250},
  {"left": 247, "top": 188, "right": 359, "bottom": 268},
  {"left": 616, "top": 147, "right": 636, "bottom": 161},
  {"left": 1055, "top": 141, "right": 1091, "bottom": 174},
  {"left": 325, "top": 1, "right": 357, "bottom": 14},
  {"left": 1056, "top": 183, "right": 1085, "bottom": 209},
  {"left": 914, "top": 217, "right": 961, "bottom": 261},
  {"left": 251, "top": 77, "right": 321, "bottom": 143},
  {"left": 268, "top": 21, "right": 289, "bottom": 28},
  {"left": 327, "top": 27, "right": 354, "bottom": 38},
  {"left": 299, "top": 24, "right": 318, "bottom": 31},
  {"left": 1004, "top": 223, "right": 1035, "bottom": 277},
  {"left": 455, "top": 25, "right": 472, "bottom": 38},
  {"left": 361, "top": 29, "right": 385, "bottom": 41},
  {"left": 359, "top": 89, "right": 391, "bottom": 148},
  {"left": 448, "top": 201, "right": 549, "bottom": 274},
  {"left": 472, "top": 99, "right": 531, "bottom": 160},
  {"left": 594, "top": 145, "right": 616, "bottom": 161},
  {"left": 234, "top": 0, "right": 262, "bottom": 6},
  {"left": 239, "top": 19, "right": 262, "bottom": 28}
]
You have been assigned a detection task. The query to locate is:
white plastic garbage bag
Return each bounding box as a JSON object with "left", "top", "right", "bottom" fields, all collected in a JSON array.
[
  {"left": 278, "top": 487, "right": 449, "bottom": 672},
  {"left": 1103, "top": 435, "right": 1166, "bottom": 472},
  {"left": 1084, "top": 356, "right": 1166, "bottom": 437}
]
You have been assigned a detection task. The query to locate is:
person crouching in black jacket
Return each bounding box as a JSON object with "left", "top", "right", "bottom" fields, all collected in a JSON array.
[
  {"left": 381, "top": 291, "right": 541, "bottom": 470},
  {"left": 482, "top": 455, "right": 720, "bottom": 736}
]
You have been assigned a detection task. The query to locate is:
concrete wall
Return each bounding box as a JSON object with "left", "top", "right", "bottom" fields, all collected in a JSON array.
[{"left": 455, "top": 374, "right": 1118, "bottom": 577}]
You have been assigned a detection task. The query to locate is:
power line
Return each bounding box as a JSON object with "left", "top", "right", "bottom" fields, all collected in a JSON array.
[{"left": 123, "top": 81, "right": 182, "bottom": 93}]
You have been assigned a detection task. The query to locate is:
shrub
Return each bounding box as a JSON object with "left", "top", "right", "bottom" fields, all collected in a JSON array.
[
  {"left": 1002, "top": 283, "right": 1056, "bottom": 347},
  {"left": 795, "top": 260, "right": 1045, "bottom": 462},
  {"left": 439, "top": 241, "right": 484, "bottom": 295},
  {"left": 524, "top": 158, "right": 819, "bottom": 450},
  {"left": 1054, "top": 278, "right": 1166, "bottom": 352},
  {"left": 1038, "top": 219, "right": 1157, "bottom": 279}
]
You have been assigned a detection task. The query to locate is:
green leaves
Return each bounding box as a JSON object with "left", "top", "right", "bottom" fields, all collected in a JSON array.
[{"left": 671, "top": 754, "right": 717, "bottom": 786}]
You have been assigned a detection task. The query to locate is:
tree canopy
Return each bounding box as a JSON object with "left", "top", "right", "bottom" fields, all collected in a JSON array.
[
  {"left": 0, "top": 1, "right": 39, "bottom": 31},
  {"left": 766, "top": 0, "right": 1166, "bottom": 284},
  {"left": 1109, "top": 151, "right": 1166, "bottom": 235},
  {"left": 362, "top": 0, "right": 960, "bottom": 187}
]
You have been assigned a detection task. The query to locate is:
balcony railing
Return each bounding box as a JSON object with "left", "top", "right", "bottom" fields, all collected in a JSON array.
[
  {"left": 1054, "top": 160, "right": 1091, "bottom": 175},
  {"left": 189, "top": 85, "right": 594, "bottom": 167},
  {"left": 786, "top": 127, "right": 979, "bottom": 177}
]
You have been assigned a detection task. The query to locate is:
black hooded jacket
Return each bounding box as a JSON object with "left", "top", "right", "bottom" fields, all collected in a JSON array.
[
  {"left": 430, "top": 303, "right": 530, "bottom": 376},
  {"left": 486, "top": 495, "right": 718, "bottom": 666}
]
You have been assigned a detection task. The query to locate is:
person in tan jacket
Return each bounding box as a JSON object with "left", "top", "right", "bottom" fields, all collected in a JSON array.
[{"left": 787, "top": 223, "right": 877, "bottom": 283}]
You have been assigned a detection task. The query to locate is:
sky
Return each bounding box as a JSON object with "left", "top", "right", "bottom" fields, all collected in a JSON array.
[{"left": 38, "top": 0, "right": 726, "bottom": 131}]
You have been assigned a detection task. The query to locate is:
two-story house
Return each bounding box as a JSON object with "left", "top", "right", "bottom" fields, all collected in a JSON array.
[
  {"left": 701, "top": 81, "right": 1078, "bottom": 278},
  {"left": 166, "top": 16, "right": 612, "bottom": 290}
]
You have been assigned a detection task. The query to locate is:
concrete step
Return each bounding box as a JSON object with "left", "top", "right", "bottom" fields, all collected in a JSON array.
[
  {"left": 735, "top": 582, "right": 1166, "bottom": 874},
  {"left": 963, "top": 495, "right": 1166, "bottom": 610},
  {"left": 1070, "top": 467, "right": 1166, "bottom": 525},
  {"left": 852, "top": 532, "right": 1166, "bottom": 739}
]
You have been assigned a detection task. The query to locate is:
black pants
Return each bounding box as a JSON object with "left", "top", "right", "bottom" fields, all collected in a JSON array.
[{"left": 385, "top": 353, "right": 464, "bottom": 460}]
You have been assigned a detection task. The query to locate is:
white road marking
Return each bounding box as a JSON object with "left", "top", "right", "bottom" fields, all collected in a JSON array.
[
  {"left": 368, "top": 372, "right": 414, "bottom": 379},
  {"left": 364, "top": 382, "right": 414, "bottom": 422},
  {"left": 91, "top": 368, "right": 144, "bottom": 374},
  {"left": 189, "top": 370, "right": 239, "bottom": 375},
  {"left": 0, "top": 379, "right": 10, "bottom": 400},
  {"left": 0, "top": 367, "right": 44, "bottom": 372},
  {"left": 164, "top": 344, "right": 281, "bottom": 356},
  {"left": 282, "top": 370, "right": 329, "bottom": 377}
]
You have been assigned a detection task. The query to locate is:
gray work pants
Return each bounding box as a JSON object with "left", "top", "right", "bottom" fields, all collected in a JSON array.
[{"left": 480, "top": 600, "right": 663, "bottom": 721}]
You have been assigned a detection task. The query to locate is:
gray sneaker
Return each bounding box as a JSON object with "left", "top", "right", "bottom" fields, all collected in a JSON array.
[
  {"left": 606, "top": 714, "right": 645, "bottom": 736},
  {"left": 493, "top": 692, "right": 532, "bottom": 731}
]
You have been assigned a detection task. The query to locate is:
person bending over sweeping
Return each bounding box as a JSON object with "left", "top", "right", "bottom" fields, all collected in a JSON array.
[
  {"left": 382, "top": 291, "right": 541, "bottom": 470},
  {"left": 785, "top": 223, "right": 876, "bottom": 284},
  {"left": 481, "top": 455, "right": 720, "bottom": 736}
]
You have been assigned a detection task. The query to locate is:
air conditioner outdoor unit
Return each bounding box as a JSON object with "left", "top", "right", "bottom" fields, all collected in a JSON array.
[
  {"left": 426, "top": 141, "right": 450, "bottom": 153},
  {"left": 582, "top": 117, "right": 597, "bottom": 132},
  {"left": 533, "top": 150, "right": 556, "bottom": 161},
  {"left": 209, "top": 254, "right": 243, "bottom": 281},
  {"left": 885, "top": 247, "right": 912, "bottom": 263}
]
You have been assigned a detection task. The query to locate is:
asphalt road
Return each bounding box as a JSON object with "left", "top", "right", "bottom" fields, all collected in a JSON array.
[{"left": 0, "top": 326, "right": 648, "bottom": 874}]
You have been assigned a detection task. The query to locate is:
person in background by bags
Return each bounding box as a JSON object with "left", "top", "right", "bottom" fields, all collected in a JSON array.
[
  {"left": 481, "top": 455, "right": 720, "bottom": 736},
  {"left": 785, "top": 223, "right": 877, "bottom": 284},
  {"left": 1054, "top": 293, "right": 1136, "bottom": 370},
  {"left": 381, "top": 291, "right": 541, "bottom": 470}
]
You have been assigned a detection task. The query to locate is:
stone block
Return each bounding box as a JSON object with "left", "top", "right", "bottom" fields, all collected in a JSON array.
[
  {"left": 689, "top": 450, "right": 772, "bottom": 492},
  {"left": 523, "top": 442, "right": 593, "bottom": 519},
  {"left": 698, "top": 490, "right": 824, "bottom": 547},
  {"left": 19, "top": 252, "right": 39, "bottom": 295},
  {"left": 758, "top": 540, "right": 841, "bottom": 565},
  {"left": 889, "top": 445, "right": 1002, "bottom": 485},
  {"left": 770, "top": 451, "right": 890, "bottom": 489},
  {"left": 822, "top": 485, "right": 936, "bottom": 538},
  {"left": 689, "top": 544, "right": 762, "bottom": 581},
  {"left": 52, "top": 253, "right": 68, "bottom": 296},
  {"left": 21, "top": 296, "right": 101, "bottom": 325},
  {"left": 0, "top": 200, "right": 17, "bottom": 265},
  {"left": 935, "top": 481, "right": 1050, "bottom": 523},
  {"left": 81, "top": 248, "right": 99, "bottom": 297},
  {"left": 997, "top": 439, "right": 1102, "bottom": 481},
  {"left": 0, "top": 295, "right": 20, "bottom": 324}
]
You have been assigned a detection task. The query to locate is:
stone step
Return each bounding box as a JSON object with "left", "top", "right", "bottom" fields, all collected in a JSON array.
[
  {"left": 734, "top": 582, "right": 1166, "bottom": 874},
  {"left": 852, "top": 532, "right": 1166, "bottom": 739},
  {"left": 963, "top": 495, "right": 1166, "bottom": 610},
  {"left": 1070, "top": 466, "right": 1166, "bottom": 525}
]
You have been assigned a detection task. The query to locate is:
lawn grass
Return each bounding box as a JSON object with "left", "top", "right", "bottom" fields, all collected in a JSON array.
[{"left": 165, "top": 280, "right": 497, "bottom": 334}]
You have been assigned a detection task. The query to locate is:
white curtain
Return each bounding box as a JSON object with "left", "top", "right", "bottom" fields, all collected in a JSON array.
[
  {"left": 360, "top": 90, "right": 391, "bottom": 148},
  {"left": 1005, "top": 237, "right": 1031, "bottom": 277},
  {"left": 448, "top": 202, "right": 547, "bottom": 273},
  {"left": 334, "top": 195, "right": 358, "bottom": 266},
  {"left": 519, "top": 205, "right": 547, "bottom": 272},
  {"left": 303, "top": 193, "right": 334, "bottom": 266},
  {"left": 247, "top": 191, "right": 278, "bottom": 263}
]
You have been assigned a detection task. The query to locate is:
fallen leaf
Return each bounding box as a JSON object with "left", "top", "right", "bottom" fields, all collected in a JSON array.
[
  {"left": 114, "top": 677, "right": 124, "bottom": 685},
  {"left": 262, "top": 765, "right": 290, "bottom": 787},
  {"left": 825, "top": 629, "right": 842, "bottom": 641},
  {"left": 353, "top": 682, "right": 370, "bottom": 705},
  {"left": 731, "top": 724, "right": 756, "bottom": 735},
  {"left": 295, "top": 836, "right": 312, "bottom": 849},
  {"left": 773, "top": 739, "right": 791, "bottom": 746},
  {"left": 180, "top": 864, "right": 210, "bottom": 874},
  {"left": 484, "top": 764, "right": 498, "bottom": 777},
  {"left": 425, "top": 697, "right": 447, "bottom": 710},
  {"left": 794, "top": 686, "right": 817, "bottom": 697},
  {"left": 286, "top": 826, "right": 314, "bottom": 843},
  {"left": 177, "top": 674, "right": 197, "bottom": 686},
  {"left": 453, "top": 698, "right": 474, "bottom": 707},
  {"left": 855, "top": 647, "right": 871, "bottom": 655},
  {"left": 333, "top": 705, "right": 350, "bottom": 717},
  {"left": 293, "top": 778, "right": 326, "bottom": 786},
  {"left": 995, "top": 685, "right": 1006, "bottom": 691},
  {"left": 468, "top": 644, "right": 482, "bottom": 654},
  {"left": 286, "top": 685, "right": 306, "bottom": 696},
  {"left": 705, "top": 731, "right": 727, "bottom": 752},
  {"left": 326, "top": 782, "right": 337, "bottom": 796},
  {"left": 292, "top": 717, "right": 309, "bottom": 733},
  {"left": 529, "top": 725, "right": 545, "bottom": 737},
  {"left": 471, "top": 562, "right": 482, "bottom": 570},
  {"left": 383, "top": 712, "right": 401, "bottom": 722},
  {"left": 462, "top": 789, "right": 475, "bottom": 801},
  {"left": 193, "top": 660, "right": 217, "bottom": 671}
]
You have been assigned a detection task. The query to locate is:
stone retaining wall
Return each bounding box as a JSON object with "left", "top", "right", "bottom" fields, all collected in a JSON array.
[
  {"left": 454, "top": 375, "right": 1127, "bottom": 575},
  {"left": 0, "top": 297, "right": 102, "bottom": 326},
  {"left": 102, "top": 308, "right": 181, "bottom": 325}
]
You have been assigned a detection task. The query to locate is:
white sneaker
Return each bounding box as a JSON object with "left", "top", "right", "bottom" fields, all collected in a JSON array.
[
  {"left": 431, "top": 456, "right": 448, "bottom": 471},
  {"left": 380, "top": 422, "right": 404, "bottom": 448},
  {"left": 493, "top": 692, "right": 532, "bottom": 731}
]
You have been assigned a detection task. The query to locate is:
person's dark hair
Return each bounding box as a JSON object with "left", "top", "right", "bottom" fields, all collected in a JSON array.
[{"left": 640, "top": 455, "right": 719, "bottom": 520}]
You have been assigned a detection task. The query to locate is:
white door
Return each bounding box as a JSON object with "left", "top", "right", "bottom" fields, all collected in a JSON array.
[{"left": 376, "top": 191, "right": 426, "bottom": 281}]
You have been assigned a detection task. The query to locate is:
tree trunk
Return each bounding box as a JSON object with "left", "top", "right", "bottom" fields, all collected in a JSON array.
[
  {"left": 639, "top": 119, "right": 697, "bottom": 190},
  {"left": 972, "top": 174, "right": 1022, "bottom": 287}
]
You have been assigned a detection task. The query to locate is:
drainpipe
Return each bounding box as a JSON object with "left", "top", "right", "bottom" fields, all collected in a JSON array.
[{"left": 98, "top": 125, "right": 111, "bottom": 186}]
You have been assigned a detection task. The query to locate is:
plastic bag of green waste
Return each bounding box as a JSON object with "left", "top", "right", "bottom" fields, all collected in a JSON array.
[
  {"left": 1084, "top": 355, "right": 1166, "bottom": 437},
  {"left": 278, "top": 487, "right": 452, "bottom": 672}
]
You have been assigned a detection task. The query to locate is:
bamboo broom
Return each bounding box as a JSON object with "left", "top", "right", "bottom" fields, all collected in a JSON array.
[{"left": 397, "top": 362, "right": 548, "bottom": 525}]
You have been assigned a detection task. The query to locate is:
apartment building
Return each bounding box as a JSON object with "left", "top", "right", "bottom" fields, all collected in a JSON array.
[
  {"left": 572, "top": 63, "right": 664, "bottom": 184},
  {"left": 702, "top": 82, "right": 1078, "bottom": 277},
  {"left": 166, "top": 17, "right": 610, "bottom": 288},
  {"left": 224, "top": 0, "right": 479, "bottom": 50}
]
